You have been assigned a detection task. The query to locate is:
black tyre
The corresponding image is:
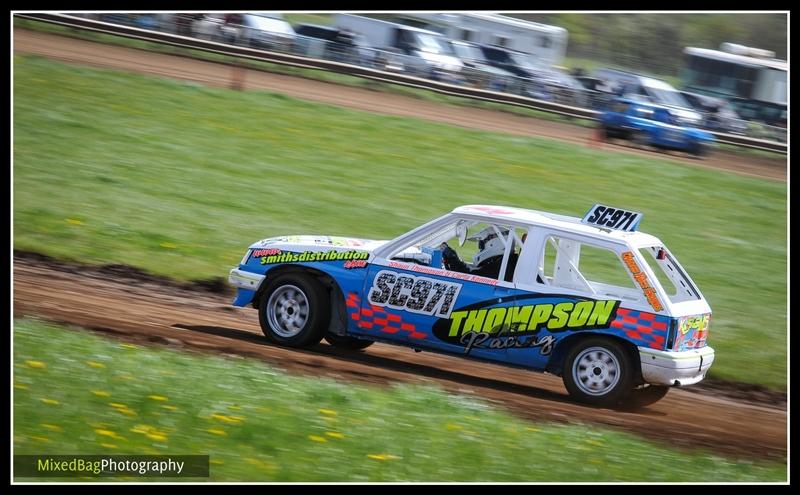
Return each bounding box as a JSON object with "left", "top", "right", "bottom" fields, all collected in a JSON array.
[
  {"left": 631, "top": 130, "right": 650, "bottom": 149},
  {"left": 562, "top": 337, "right": 634, "bottom": 407},
  {"left": 624, "top": 385, "right": 670, "bottom": 409},
  {"left": 690, "top": 142, "right": 708, "bottom": 159},
  {"left": 258, "top": 273, "right": 330, "bottom": 348},
  {"left": 324, "top": 333, "right": 374, "bottom": 351}
]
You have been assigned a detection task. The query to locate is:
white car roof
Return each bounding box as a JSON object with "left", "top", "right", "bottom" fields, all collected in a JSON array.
[{"left": 452, "top": 204, "right": 663, "bottom": 247}]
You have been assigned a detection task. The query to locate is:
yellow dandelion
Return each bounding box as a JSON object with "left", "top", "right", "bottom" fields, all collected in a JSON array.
[
  {"left": 325, "top": 432, "right": 345, "bottom": 439},
  {"left": 318, "top": 409, "right": 337, "bottom": 416},
  {"left": 161, "top": 405, "right": 179, "bottom": 411},
  {"left": 228, "top": 405, "right": 242, "bottom": 411},
  {"left": 92, "top": 391, "right": 111, "bottom": 398},
  {"left": 445, "top": 423, "right": 463, "bottom": 431},
  {"left": 117, "top": 409, "right": 137, "bottom": 416},
  {"left": 14, "top": 383, "right": 28, "bottom": 390},
  {"left": 148, "top": 395, "right": 168, "bottom": 401},
  {"left": 367, "top": 454, "right": 400, "bottom": 461},
  {"left": 210, "top": 459, "right": 225, "bottom": 465},
  {"left": 206, "top": 428, "right": 227, "bottom": 436},
  {"left": 40, "top": 398, "right": 59, "bottom": 406},
  {"left": 66, "top": 218, "right": 84, "bottom": 225},
  {"left": 525, "top": 427, "right": 541, "bottom": 433},
  {"left": 101, "top": 443, "right": 118, "bottom": 449},
  {"left": 146, "top": 433, "right": 168, "bottom": 442},
  {"left": 211, "top": 413, "right": 243, "bottom": 424},
  {"left": 109, "top": 403, "right": 127, "bottom": 409},
  {"left": 115, "top": 374, "right": 135, "bottom": 381},
  {"left": 31, "top": 436, "right": 51, "bottom": 443},
  {"left": 41, "top": 424, "right": 62, "bottom": 432},
  {"left": 95, "top": 429, "right": 115, "bottom": 437},
  {"left": 160, "top": 242, "right": 177, "bottom": 249},
  {"left": 308, "top": 435, "right": 327, "bottom": 443},
  {"left": 26, "top": 360, "right": 46, "bottom": 369},
  {"left": 120, "top": 343, "right": 138, "bottom": 350},
  {"left": 86, "top": 361, "right": 106, "bottom": 369}
]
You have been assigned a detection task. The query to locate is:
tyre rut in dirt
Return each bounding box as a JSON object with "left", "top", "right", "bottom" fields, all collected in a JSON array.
[
  {"left": 259, "top": 273, "right": 330, "bottom": 348},
  {"left": 324, "top": 333, "right": 374, "bottom": 351},
  {"left": 562, "top": 337, "right": 634, "bottom": 407}
]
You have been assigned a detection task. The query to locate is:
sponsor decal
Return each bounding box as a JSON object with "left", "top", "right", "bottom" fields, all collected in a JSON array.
[
  {"left": 367, "top": 270, "right": 462, "bottom": 318},
  {"left": 621, "top": 252, "right": 664, "bottom": 312},
  {"left": 387, "top": 260, "right": 499, "bottom": 286},
  {"left": 343, "top": 259, "right": 368, "bottom": 269},
  {"left": 432, "top": 296, "right": 620, "bottom": 355},
  {"left": 675, "top": 313, "right": 710, "bottom": 350},
  {"left": 252, "top": 248, "right": 281, "bottom": 258},
  {"left": 260, "top": 250, "right": 369, "bottom": 265},
  {"left": 460, "top": 329, "right": 557, "bottom": 355}
]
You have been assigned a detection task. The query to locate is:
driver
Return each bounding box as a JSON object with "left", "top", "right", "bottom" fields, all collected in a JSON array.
[{"left": 440, "top": 227, "right": 521, "bottom": 280}]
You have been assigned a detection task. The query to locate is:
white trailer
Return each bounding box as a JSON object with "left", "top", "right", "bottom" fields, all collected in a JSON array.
[
  {"left": 333, "top": 14, "right": 464, "bottom": 75},
  {"left": 390, "top": 13, "right": 569, "bottom": 68}
]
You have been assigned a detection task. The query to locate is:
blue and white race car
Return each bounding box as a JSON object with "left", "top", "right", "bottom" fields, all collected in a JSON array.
[{"left": 229, "top": 204, "right": 714, "bottom": 407}]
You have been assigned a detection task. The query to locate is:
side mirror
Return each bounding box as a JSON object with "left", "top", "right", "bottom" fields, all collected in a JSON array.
[{"left": 456, "top": 221, "right": 468, "bottom": 247}]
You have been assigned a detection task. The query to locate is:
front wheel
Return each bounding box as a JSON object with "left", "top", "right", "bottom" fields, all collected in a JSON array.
[
  {"left": 258, "top": 273, "right": 330, "bottom": 348},
  {"left": 562, "top": 338, "right": 634, "bottom": 407}
]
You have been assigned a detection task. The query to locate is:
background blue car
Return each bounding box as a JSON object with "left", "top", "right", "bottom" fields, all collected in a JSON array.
[{"left": 600, "top": 98, "right": 715, "bottom": 158}]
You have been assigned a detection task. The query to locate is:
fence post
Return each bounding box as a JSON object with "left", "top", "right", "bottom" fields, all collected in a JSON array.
[{"left": 230, "top": 61, "right": 245, "bottom": 91}]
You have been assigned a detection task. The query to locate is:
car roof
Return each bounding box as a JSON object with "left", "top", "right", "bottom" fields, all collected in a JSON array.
[
  {"left": 614, "top": 98, "right": 672, "bottom": 112},
  {"left": 452, "top": 205, "right": 662, "bottom": 247}
]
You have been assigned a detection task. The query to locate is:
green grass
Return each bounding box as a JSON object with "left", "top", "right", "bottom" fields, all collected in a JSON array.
[
  {"left": 12, "top": 55, "right": 787, "bottom": 390},
  {"left": 13, "top": 318, "right": 786, "bottom": 482}
]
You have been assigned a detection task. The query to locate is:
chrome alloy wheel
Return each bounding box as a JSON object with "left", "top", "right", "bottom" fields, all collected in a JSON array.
[
  {"left": 572, "top": 346, "right": 621, "bottom": 396},
  {"left": 266, "top": 284, "right": 310, "bottom": 338}
]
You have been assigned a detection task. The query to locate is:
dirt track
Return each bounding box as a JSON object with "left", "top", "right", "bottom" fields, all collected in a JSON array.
[
  {"left": 13, "top": 255, "right": 787, "bottom": 461},
  {"left": 13, "top": 27, "right": 787, "bottom": 181}
]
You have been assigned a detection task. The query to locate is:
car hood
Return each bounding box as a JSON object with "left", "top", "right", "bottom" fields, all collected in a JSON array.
[{"left": 249, "top": 235, "right": 389, "bottom": 253}]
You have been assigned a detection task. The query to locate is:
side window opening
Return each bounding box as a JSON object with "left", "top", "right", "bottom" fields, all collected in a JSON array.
[
  {"left": 638, "top": 246, "right": 700, "bottom": 303},
  {"left": 539, "top": 235, "right": 642, "bottom": 302},
  {"left": 386, "top": 219, "right": 521, "bottom": 282}
]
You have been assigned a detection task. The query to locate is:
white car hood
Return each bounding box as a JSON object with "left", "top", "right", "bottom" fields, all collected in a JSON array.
[{"left": 250, "top": 235, "right": 389, "bottom": 253}]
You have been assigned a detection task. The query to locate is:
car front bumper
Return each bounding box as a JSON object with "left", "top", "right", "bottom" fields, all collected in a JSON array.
[{"left": 638, "top": 346, "right": 715, "bottom": 386}]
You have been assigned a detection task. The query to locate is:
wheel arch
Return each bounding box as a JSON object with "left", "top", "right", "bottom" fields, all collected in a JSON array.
[
  {"left": 546, "top": 331, "right": 643, "bottom": 383},
  {"left": 253, "top": 264, "right": 348, "bottom": 336}
]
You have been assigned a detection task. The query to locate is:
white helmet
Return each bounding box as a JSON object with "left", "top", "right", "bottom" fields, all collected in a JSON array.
[{"left": 470, "top": 227, "right": 507, "bottom": 266}]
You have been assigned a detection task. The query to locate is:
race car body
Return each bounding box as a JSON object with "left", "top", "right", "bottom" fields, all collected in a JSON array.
[{"left": 230, "top": 204, "right": 713, "bottom": 407}]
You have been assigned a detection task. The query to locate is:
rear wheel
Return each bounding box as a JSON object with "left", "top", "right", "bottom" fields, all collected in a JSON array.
[
  {"left": 258, "top": 273, "right": 330, "bottom": 348},
  {"left": 690, "top": 142, "right": 708, "bottom": 159},
  {"left": 563, "top": 337, "right": 634, "bottom": 407},
  {"left": 324, "top": 333, "right": 374, "bottom": 351},
  {"left": 631, "top": 130, "right": 650, "bottom": 149}
]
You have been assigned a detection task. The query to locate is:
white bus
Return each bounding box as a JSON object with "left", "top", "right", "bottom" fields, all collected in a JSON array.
[
  {"left": 681, "top": 43, "right": 786, "bottom": 124},
  {"left": 382, "top": 13, "right": 569, "bottom": 68}
]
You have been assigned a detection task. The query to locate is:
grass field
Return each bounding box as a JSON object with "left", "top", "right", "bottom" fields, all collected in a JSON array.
[
  {"left": 12, "top": 55, "right": 786, "bottom": 389},
  {"left": 13, "top": 318, "right": 786, "bottom": 482}
]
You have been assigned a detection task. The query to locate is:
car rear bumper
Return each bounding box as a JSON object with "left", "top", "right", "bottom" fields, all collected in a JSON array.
[{"left": 638, "top": 346, "right": 715, "bottom": 386}]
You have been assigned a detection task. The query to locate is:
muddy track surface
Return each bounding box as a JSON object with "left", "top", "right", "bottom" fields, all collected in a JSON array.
[
  {"left": 13, "top": 28, "right": 786, "bottom": 181},
  {"left": 13, "top": 255, "right": 786, "bottom": 461}
]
